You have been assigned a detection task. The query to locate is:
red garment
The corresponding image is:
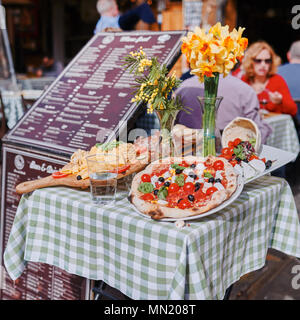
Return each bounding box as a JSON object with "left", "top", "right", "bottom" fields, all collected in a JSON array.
[{"left": 241, "top": 74, "right": 297, "bottom": 116}]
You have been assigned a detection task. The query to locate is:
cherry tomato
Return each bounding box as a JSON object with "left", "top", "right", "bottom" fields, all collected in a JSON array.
[
  {"left": 183, "top": 182, "right": 194, "bottom": 193},
  {"left": 141, "top": 174, "right": 151, "bottom": 183},
  {"left": 229, "top": 159, "right": 238, "bottom": 167},
  {"left": 204, "top": 159, "right": 212, "bottom": 167},
  {"left": 228, "top": 141, "right": 235, "bottom": 148},
  {"left": 52, "top": 171, "right": 70, "bottom": 179},
  {"left": 178, "top": 198, "right": 192, "bottom": 209},
  {"left": 261, "top": 157, "right": 266, "bottom": 163},
  {"left": 220, "top": 154, "right": 232, "bottom": 160},
  {"left": 249, "top": 154, "right": 259, "bottom": 161},
  {"left": 168, "top": 183, "right": 180, "bottom": 193},
  {"left": 141, "top": 193, "right": 154, "bottom": 201},
  {"left": 233, "top": 138, "right": 242, "bottom": 147},
  {"left": 206, "top": 187, "right": 218, "bottom": 196},
  {"left": 229, "top": 147, "right": 235, "bottom": 155},
  {"left": 213, "top": 160, "right": 224, "bottom": 171}
]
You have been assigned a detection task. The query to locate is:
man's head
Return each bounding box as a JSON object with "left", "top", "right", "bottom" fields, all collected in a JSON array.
[
  {"left": 287, "top": 40, "right": 300, "bottom": 63},
  {"left": 96, "top": 0, "right": 119, "bottom": 17}
]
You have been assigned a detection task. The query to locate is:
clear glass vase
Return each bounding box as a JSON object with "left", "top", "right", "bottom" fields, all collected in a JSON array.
[
  {"left": 155, "top": 109, "right": 179, "bottom": 158},
  {"left": 197, "top": 96, "right": 223, "bottom": 157}
]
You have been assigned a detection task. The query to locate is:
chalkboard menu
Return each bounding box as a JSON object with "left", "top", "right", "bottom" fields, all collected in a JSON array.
[{"left": 6, "top": 31, "right": 186, "bottom": 156}]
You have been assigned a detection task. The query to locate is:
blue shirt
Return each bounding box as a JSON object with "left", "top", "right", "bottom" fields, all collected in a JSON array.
[
  {"left": 94, "top": 15, "right": 120, "bottom": 33},
  {"left": 277, "top": 63, "right": 300, "bottom": 99}
]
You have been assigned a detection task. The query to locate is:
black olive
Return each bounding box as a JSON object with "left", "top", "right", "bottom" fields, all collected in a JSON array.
[
  {"left": 77, "top": 175, "right": 82, "bottom": 180},
  {"left": 265, "top": 160, "right": 272, "bottom": 169},
  {"left": 188, "top": 194, "right": 195, "bottom": 202},
  {"left": 175, "top": 168, "right": 183, "bottom": 174},
  {"left": 190, "top": 163, "right": 196, "bottom": 168},
  {"left": 154, "top": 189, "right": 159, "bottom": 195},
  {"left": 164, "top": 181, "right": 170, "bottom": 187},
  {"left": 236, "top": 157, "right": 241, "bottom": 162},
  {"left": 177, "top": 198, "right": 183, "bottom": 204},
  {"left": 243, "top": 159, "right": 249, "bottom": 163},
  {"left": 194, "top": 182, "right": 201, "bottom": 191},
  {"left": 189, "top": 173, "right": 197, "bottom": 179},
  {"left": 215, "top": 178, "right": 221, "bottom": 183},
  {"left": 208, "top": 177, "right": 215, "bottom": 183},
  {"left": 158, "top": 177, "right": 165, "bottom": 182}
]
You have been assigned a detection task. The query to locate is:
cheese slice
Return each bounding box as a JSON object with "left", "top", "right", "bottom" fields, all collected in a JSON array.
[{"left": 241, "top": 162, "right": 257, "bottom": 180}]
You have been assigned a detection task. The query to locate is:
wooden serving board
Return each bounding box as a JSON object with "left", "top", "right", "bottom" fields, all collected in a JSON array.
[
  {"left": 16, "top": 160, "right": 148, "bottom": 195},
  {"left": 16, "top": 175, "right": 91, "bottom": 194}
]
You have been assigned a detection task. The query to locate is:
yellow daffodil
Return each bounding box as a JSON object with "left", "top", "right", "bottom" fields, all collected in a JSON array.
[{"left": 181, "top": 22, "right": 248, "bottom": 82}]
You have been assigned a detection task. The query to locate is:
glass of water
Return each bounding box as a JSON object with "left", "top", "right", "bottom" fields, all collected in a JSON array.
[{"left": 86, "top": 154, "right": 118, "bottom": 205}]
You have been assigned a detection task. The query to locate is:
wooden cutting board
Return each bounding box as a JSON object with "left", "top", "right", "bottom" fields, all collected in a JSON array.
[
  {"left": 16, "top": 175, "right": 91, "bottom": 194},
  {"left": 15, "top": 160, "right": 148, "bottom": 195}
]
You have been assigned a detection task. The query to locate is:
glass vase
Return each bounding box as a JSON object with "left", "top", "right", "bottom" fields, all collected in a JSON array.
[
  {"left": 197, "top": 96, "right": 223, "bottom": 156},
  {"left": 155, "top": 109, "right": 178, "bottom": 158},
  {"left": 198, "top": 73, "right": 222, "bottom": 157}
]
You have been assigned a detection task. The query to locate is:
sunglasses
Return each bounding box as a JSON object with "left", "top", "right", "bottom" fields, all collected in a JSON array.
[{"left": 253, "top": 58, "right": 272, "bottom": 64}]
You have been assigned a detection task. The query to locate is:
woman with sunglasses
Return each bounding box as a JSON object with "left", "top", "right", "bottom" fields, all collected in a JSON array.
[{"left": 241, "top": 41, "right": 297, "bottom": 116}]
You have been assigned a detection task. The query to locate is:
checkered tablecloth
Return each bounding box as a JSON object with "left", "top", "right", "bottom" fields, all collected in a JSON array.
[
  {"left": 4, "top": 176, "right": 300, "bottom": 300},
  {"left": 265, "top": 114, "right": 300, "bottom": 155}
]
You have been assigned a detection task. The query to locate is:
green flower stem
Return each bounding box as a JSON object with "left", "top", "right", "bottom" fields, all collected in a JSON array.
[{"left": 202, "top": 73, "right": 219, "bottom": 157}]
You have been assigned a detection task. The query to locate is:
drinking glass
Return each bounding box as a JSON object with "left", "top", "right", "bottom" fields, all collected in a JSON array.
[{"left": 86, "top": 154, "right": 118, "bottom": 204}]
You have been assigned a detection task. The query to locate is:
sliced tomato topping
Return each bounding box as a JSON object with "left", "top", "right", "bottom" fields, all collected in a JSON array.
[
  {"left": 177, "top": 198, "right": 192, "bottom": 210},
  {"left": 194, "top": 190, "right": 206, "bottom": 200},
  {"left": 206, "top": 187, "right": 218, "bottom": 196},
  {"left": 183, "top": 182, "right": 194, "bottom": 193},
  {"left": 166, "top": 193, "right": 179, "bottom": 207},
  {"left": 141, "top": 174, "right": 151, "bottom": 183},
  {"left": 52, "top": 171, "right": 70, "bottom": 179},
  {"left": 111, "top": 165, "right": 130, "bottom": 174},
  {"left": 180, "top": 160, "right": 190, "bottom": 167},
  {"left": 168, "top": 183, "right": 180, "bottom": 193},
  {"left": 213, "top": 160, "right": 224, "bottom": 171},
  {"left": 141, "top": 193, "right": 154, "bottom": 201}
]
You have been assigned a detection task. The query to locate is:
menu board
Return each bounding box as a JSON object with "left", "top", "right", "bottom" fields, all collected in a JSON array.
[
  {"left": 0, "top": 145, "right": 90, "bottom": 300},
  {"left": 7, "top": 31, "right": 186, "bottom": 156}
]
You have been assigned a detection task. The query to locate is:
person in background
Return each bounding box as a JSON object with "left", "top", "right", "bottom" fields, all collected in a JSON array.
[
  {"left": 35, "top": 56, "right": 63, "bottom": 78},
  {"left": 94, "top": 0, "right": 156, "bottom": 33},
  {"left": 278, "top": 40, "right": 300, "bottom": 123},
  {"left": 240, "top": 41, "right": 297, "bottom": 117},
  {"left": 174, "top": 74, "right": 272, "bottom": 144}
]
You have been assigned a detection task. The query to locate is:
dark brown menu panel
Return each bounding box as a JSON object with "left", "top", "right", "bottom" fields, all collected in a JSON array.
[
  {"left": 0, "top": 146, "right": 89, "bottom": 300},
  {"left": 8, "top": 31, "right": 185, "bottom": 155}
]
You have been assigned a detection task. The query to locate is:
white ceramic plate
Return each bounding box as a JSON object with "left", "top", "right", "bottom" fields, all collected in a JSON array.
[
  {"left": 245, "top": 144, "right": 297, "bottom": 184},
  {"left": 129, "top": 173, "right": 244, "bottom": 222}
]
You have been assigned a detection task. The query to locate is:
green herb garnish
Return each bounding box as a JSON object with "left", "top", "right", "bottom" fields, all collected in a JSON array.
[
  {"left": 233, "top": 145, "right": 246, "bottom": 160},
  {"left": 96, "top": 140, "right": 124, "bottom": 151},
  {"left": 171, "top": 164, "right": 186, "bottom": 171},
  {"left": 157, "top": 186, "right": 168, "bottom": 200},
  {"left": 138, "top": 182, "right": 154, "bottom": 194},
  {"left": 175, "top": 174, "right": 185, "bottom": 187},
  {"left": 204, "top": 172, "right": 213, "bottom": 179}
]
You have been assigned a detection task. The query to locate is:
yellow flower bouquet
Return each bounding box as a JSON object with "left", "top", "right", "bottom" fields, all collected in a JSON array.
[
  {"left": 123, "top": 47, "right": 191, "bottom": 156},
  {"left": 181, "top": 22, "right": 248, "bottom": 156}
]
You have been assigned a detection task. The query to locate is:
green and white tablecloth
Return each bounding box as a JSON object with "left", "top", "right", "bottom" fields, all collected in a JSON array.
[
  {"left": 265, "top": 114, "right": 300, "bottom": 155},
  {"left": 4, "top": 176, "right": 300, "bottom": 300}
]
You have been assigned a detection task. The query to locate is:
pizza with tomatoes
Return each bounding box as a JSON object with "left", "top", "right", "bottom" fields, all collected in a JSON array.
[{"left": 129, "top": 155, "right": 238, "bottom": 220}]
